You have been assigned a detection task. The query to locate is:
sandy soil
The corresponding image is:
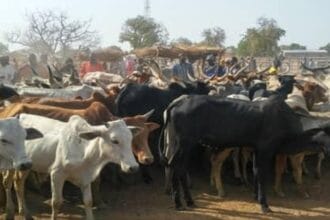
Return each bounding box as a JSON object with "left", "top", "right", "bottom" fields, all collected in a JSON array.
[{"left": 2, "top": 159, "right": 330, "bottom": 220}]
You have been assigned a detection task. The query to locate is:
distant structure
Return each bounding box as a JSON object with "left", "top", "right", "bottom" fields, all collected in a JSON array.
[
  {"left": 256, "top": 49, "right": 330, "bottom": 74},
  {"left": 144, "top": 0, "right": 150, "bottom": 17},
  {"left": 282, "top": 49, "right": 328, "bottom": 58}
]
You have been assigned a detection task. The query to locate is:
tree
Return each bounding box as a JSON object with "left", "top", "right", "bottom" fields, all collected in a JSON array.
[
  {"left": 237, "top": 17, "right": 286, "bottom": 56},
  {"left": 171, "top": 37, "right": 193, "bottom": 46},
  {"left": 280, "top": 43, "right": 306, "bottom": 50},
  {"left": 320, "top": 43, "right": 330, "bottom": 54},
  {"left": 6, "top": 9, "right": 100, "bottom": 57},
  {"left": 0, "top": 42, "right": 8, "bottom": 55},
  {"left": 200, "top": 27, "right": 226, "bottom": 47},
  {"left": 119, "top": 16, "right": 169, "bottom": 49}
]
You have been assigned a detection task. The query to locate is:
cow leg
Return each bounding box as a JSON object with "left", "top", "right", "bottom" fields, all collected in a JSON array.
[
  {"left": 50, "top": 171, "right": 65, "bottom": 220},
  {"left": 210, "top": 148, "right": 233, "bottom": 198},
  {"left": 0, "top": 174, "right": 5, "bottom": 209},
  {"left": 140, "top": 165, "right": 153, "bottom": 184},
  {"left": 91, "top": 177, "right": 107, "bottom": 209},
  {"left": 14, "top": 171, "right": 33, "bottom": 220},
  {"left": 274, "top": 154, "right": 287, "bottom": 197},
  {"left": 241, "top": 148, "right": 251, "bottom": 186},
  {"left": 171, "top": 169, "right": 183, "bottom": 210},
  {"left": 315, "top": 152, "right": 324, "bottom": 179},
  {"left": 255, "top": 150, "right": 273, "bottom": 213},
  {"left": 289, "top": 153, "right": 309, "bottom": 198},
  {"left": 3, "top": 170, "right": 15, "bottom": 220},
  {"left": 180, "top": 170, "right": 194, "bottom": 208},
  {"left": 232, "top": 148, "right": 242, "bottom": 179},
  {"left": 164, "top": 166, "right": 173, "bottom": 195},
  {"left": 81, "top": 184, "right": 94, "bottom": 220},
  {"left": 302, "top": 160, "right": 309, "bottom": 175}
]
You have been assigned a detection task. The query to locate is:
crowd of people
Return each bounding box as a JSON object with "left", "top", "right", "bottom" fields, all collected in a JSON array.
[{"left": 0, "top": 51, "right": 286, "bottom": 86}]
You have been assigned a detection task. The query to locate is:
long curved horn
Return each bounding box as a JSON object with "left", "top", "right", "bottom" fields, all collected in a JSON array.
[
  {"left": 233, "top": 64, "right": 249, "bottom": 79},
  {"left": 187, "top": 72, "right": 197, "bottom": 82},
  {"left": 95, "top": 79, "right": 109, "bottom": 93},
  {"left": 204, "top": 73, "right": 217, "bottom": 83},
  {"left": 148, "top": 60, "right": 170, "bottom": 83},
  {"left": 142, "top": 109, "right": 155, "bottom": 119},
  {"left": 119, "top": 74, "right": 134, "bottom": 88},
  {"left": 256, "top": 66, "right": 271, "bottom": 75}
]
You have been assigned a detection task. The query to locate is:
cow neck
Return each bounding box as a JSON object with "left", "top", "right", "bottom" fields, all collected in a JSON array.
[{"left": 83, "top": 138, "right": 109, "bottom": 181}]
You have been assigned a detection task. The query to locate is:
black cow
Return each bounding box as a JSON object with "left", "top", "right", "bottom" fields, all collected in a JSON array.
[
  {"left": 0, "top": 84, "right": 18, "bottom": 100},
  {"left": 115, "top": 81, "right": 212, "bottom": 183},
  {"left": 249, "top": 75, "right": 296, "bottom": 100},
  {"left": 115, "top": 81, "right": 212, "bottom": 124},
  {"left": 159, "top": 94, "right": 330, "bottom": 213}
]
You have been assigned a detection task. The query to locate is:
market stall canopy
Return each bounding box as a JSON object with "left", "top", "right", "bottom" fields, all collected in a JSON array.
[{"left": 132, "top": 45, "right": 225, "bottom": 61}]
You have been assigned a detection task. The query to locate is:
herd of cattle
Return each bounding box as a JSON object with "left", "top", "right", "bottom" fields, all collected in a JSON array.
[{"left": 1, "top": 59, "right": 330, "bottom": 220}]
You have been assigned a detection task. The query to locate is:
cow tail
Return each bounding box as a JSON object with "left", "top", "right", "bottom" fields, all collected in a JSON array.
[{"left": 158, "top": 107, "right": 171, "bottom": 166}]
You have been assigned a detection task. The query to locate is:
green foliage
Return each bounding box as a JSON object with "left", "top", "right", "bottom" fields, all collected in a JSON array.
[
  {"left": 320, "top": 43, "right": 330, "bottom": 54},
  {"left": 280, "top": 43, "right": 306, "bottom": 50},
  {"left": 0, "top": 42, "right": 8, "bottom": 55},
  {"left": 237, "top": 17, "right": 286, "bottom": 56},
  {"left": 171, "top": 37, "right": 193, "bottom": 46},
  {"left": 119, "top": 16, "right": 169, "bottom": 49},
  {"left": 200, "top": 27, "right": 225, "bottom": 47}
]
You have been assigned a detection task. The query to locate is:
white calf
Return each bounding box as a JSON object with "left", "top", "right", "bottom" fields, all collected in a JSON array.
[{"left": 8, "top": 115, "right": 140, "bottom": 220}]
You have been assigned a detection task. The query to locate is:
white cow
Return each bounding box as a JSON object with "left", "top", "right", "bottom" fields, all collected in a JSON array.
[
  {"left": 82, "top": 71, "right": 124, "bottom": 84},
  {"left": 0, "top": 117, "right": 42, "bottom": 171},
  {"left": 16, "top": 84, "right": 106, "bottom": 99},
  {"left": 5, "top": 115, "right": 140, "bottom": 220}
]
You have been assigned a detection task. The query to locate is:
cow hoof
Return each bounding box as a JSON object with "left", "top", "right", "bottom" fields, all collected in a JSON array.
[
  {"left": 175, "top": 206, "right": 185, "bottom": 211},
  {"left": 4, "top": 214, "right": 14, "bottom": 220},
  {"left": 97, "top": 202, "right": 108, "bottom": 210},
  {"left": 275, "top": 191, "right": 286, "bottom": 198},
  {"left": 218, "top": 191, "right": 226, "bottom": 198},
  {"left": 25, "top": 216, "right": 34, "bottom": 220},
  {"left": 186, "top": 201, "right": 196, "bottom": 208},
  {"left": 142, "top": 175, "right": 153, "bottom": 184},
  {"left": 302, "top": 192, "right": 310, "bottom": 199},
  {"left": 315, "top": 173, "right": 321, "bottom": 180},
  {"left": 261, "top": 207, "right": 273, "bottom": 213}
]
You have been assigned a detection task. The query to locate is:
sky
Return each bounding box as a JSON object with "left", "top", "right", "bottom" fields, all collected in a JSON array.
[{"left": 0, "top": 0, "right": 329, "bottom": 51}]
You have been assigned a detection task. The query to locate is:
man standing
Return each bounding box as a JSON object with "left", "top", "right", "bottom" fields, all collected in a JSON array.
[
  {"left": 79, "top": 52, "right": 105, "bottom": 79},
  {"left": 172, "top": 54, "right": 194, "bottom": 81},
  {"left": 0, "top": 56, "right": 16, "bottom": 84},
  {"left": 204, "top": 54, "right": 226, "bottom": 76}
]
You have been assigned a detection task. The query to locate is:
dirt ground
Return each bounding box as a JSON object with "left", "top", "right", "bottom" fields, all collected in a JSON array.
[{"left": 2, "top": 159, "right": 330, "bottom": 220}]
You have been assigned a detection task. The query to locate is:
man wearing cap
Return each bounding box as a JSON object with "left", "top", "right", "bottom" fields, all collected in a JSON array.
[
  {"left": 172, "top": 54, "right": 194, "bottom": 81},
  {"left": 204, "top": 54, "right": 226, "bottom": 76}
]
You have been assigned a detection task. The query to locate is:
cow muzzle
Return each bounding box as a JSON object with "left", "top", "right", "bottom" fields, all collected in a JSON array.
[
  {"left": 120, "top": 162, "right": 139, "bottom": 173},
  {"left": 17, "top": 161, "right": 32, "bottom": 171},
  {"left": 140, "top": 156, "right": 154, "bottom": 165}
]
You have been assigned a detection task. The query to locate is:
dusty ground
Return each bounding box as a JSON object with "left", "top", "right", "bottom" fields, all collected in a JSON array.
[{"left": 2, "top": 159, "right": 330, "bottom": 220}]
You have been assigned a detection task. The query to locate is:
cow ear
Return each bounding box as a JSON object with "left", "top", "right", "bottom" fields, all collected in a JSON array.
[
  {"left": 128, "top": 126, "right": 143, "bottom": 137},
  {"left": 79, "top": 131, "right": 101, "bottom": 140},
  {"left": 25, "top": 128, "right": 43, "bottom": 140},
  {"left": 146, "top": 122, "right": 160, "bottom": 131}
]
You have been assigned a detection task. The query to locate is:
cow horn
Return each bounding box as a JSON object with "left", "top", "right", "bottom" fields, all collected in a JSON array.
[
  {"left": 187, "top": 72, "right": 197, "bottom": 82},
  {"left": 142, "top": 109, "right": 155, "bottom": 119},
  {"left": 204, "top": 73, "right": 217, "bottom": 83},
  {"left": 95, "top": 79, "right": 110, "bottom": 93},
  {"left": 119, "top": 74, "right": 133, "bottom": 88}
]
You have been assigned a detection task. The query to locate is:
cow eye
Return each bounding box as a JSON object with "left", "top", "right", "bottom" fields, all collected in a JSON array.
[
  {"left": 0, "top": 139, "right": 10, "bottom": 144},
  {"left": 111, "top": 139, "right": 119, "bottom": 145}
]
